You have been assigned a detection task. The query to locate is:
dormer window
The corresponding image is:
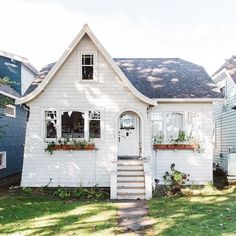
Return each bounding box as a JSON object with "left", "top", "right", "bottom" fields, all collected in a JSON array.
[{"left": 82, "top": 54, "right": 94, "bottom": 80}]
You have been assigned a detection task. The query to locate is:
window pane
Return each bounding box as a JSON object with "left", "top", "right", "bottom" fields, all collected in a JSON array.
[
  {"left": 151, "top": 112, "right": 163, "bottom": 143},
  {"left": 89, "top": 111, "right": 100, "bottom": 120},
  {"left": 45, "top": 111, "right": 57, "bottom": 138},
  {"left": 166, "top": 113, "right": 183, "bottom": 141},
  {"left": 4, "top": 105, "right": 15, "bottom": 117},
  {"left": 61, "top": 111, "right": 84, "bottom": 138},
  {"left": 120, "top": 114, "right": 135, "bottom": 129},
  {"left": 82, "top": 54, "right": 93, "bottom": 65},
  {"left": 89, "top": 120, "right": 100, "bottom": 138},
  {"left": 82, "top": 66, "right": 93, "bottom": 80}
]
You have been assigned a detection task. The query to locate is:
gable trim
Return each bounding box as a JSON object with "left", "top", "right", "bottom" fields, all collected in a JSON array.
[{"left": 16, "top": 24, "right": 156, "bottom": 106}]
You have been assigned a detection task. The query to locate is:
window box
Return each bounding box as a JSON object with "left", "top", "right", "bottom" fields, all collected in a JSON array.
[
  {"left": 185, "top": 144, "right": 199, "bottom": 150},
  {"left": 52, "top": 144, "right": 96, "bottom": 151},
  {"left": 153, "top": 144, "right": 198, "bottom": 150},
  {"left": 153, "top": 144, "right": 168, "bottom": 150},
  {"left": 45, "top": 140, "right": 96, "bottom": 154}
]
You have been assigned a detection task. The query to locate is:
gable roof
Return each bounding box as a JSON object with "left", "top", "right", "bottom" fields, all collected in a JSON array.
[
  {"left": 115, "top": 58, "right": 222, "bottom": 99},
  {"left": 26, "top": 57, "right": 222, "bottom": 100},
  {"left": 213, "top": 56, "right": 236, "bottom": 84},
  {"left": 16, "top": 24, "right": 155, "bottom": 105},
  {"left": 0, "top": 50, "right": 38, "bottom": 74}
]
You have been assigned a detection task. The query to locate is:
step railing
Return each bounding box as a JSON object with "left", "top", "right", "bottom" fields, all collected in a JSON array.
[
  {"left": 110, "top": 159, "right": 117, "bottom": 199},
  {"left": 141, "top": 156, "right": 152, "bottom": 200}
]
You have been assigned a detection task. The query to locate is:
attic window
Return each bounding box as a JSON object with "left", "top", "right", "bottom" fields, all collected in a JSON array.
[{"left": 82, "top": 54, "right": 94, "bottom": 80}]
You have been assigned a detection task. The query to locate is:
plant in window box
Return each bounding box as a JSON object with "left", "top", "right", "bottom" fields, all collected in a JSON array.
[
  {"left": 153, "top": 135, "right": 167, "bottom": 150},
  {"left": 45, "top": 138, "right": 95, "bottom": 154}
]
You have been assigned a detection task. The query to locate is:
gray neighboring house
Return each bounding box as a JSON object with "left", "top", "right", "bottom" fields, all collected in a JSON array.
[{"left": 212, "top": 56, "right": 236, "bottom": 178}]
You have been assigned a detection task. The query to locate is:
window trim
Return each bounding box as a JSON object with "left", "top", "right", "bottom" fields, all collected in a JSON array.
[
  {"left": 78, "top": 51, "right": 98, "bottom": 82},
  {"left": 42, "top": 108, "right": 103, "bottom": 141},
  {"left": 0, "top": 152, "right": 7, "bottom": 169},
  {"left": 151, "top": 111, "right": 186, "bottom": 143},
  {"left": 4, "top": 105, "right": 16, "bottom": 118}
]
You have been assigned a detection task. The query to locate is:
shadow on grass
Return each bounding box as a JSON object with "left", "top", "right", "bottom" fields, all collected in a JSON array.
[
  {"left": 0, "top": 193, "right": 117, "bottom": 235},
  {"left": 149, "top": 189, "right": 236, "bottom": 236}
]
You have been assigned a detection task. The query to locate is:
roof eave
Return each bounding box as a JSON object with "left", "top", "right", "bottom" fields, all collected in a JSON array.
[{"left": 154, "top": 98, "right": 224, "bottom": 103}]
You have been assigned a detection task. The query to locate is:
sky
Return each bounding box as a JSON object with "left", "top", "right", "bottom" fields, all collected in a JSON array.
[{"left": 0, "top": 0, "right": 236, "bottom": 75}]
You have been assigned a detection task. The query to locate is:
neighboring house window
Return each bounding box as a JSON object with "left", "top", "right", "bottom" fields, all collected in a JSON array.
[
  {"left": 61, "top": 111, "right": 85, "bottom": 138},
  {"left": 45, "top": 111, "right": 57, "bottom": 138},
  {"left": 0, "top": 152, "right": 6, "bottom": 169},
  {"left": 89, "top": 111, "right": 101, "bottom": 138},
  {"left": 82, "top": 54, "right": 94, "bottom": 80},
  {"left": 4, "top": 105, "right": 16, "bottom": 118},
  {"left": 166, "top": 112, "right": 183, "bottom": 141}
]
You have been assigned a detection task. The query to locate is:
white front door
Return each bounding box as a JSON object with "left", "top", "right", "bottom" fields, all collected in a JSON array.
[{"left": 118, "top": 112, "right": 139, "bottom": 156}]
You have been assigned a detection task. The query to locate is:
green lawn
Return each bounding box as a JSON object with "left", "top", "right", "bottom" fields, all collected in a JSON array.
[
  {"left": 149, "top": 187, "right": 236, "bottom": 236},
  {"left": 0, "top": 193, "right": 118, "bottom": 236}
]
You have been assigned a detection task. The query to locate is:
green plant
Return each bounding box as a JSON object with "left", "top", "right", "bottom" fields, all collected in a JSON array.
[
  {"left": 163, "top": 163, "right": 190, "bottom": 194},
  {"left": 44, "top": 138, "right": 95, "bottom": 154},
  {"left": 52, "top": 186, "right": 109, "bottom": 200},
  {"left": 22, "top": 187, "right": 32, "bottom": 194},
  {"left": 44, "top": 141, "right": 56, "bottom": 154},
  {"left": 53, "top": 187, "right": 71, "bottom": 199},
  {"left": 174, "top": 130, "right": 186, "bottom": 143}
]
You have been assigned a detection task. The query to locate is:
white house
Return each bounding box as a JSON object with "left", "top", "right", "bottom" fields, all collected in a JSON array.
[
  {"left": 16, "top": 24, "right": 223, "bottom": 199},
  {"left": 212, "top": 56, "right": 236, "bottom": 179}
]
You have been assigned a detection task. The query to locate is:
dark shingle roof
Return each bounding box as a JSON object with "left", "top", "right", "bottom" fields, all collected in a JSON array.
[
  {"left": 0, "top": 84, "right": 22, "bottom": 98},
  {"left": 212, "top": 56, "right": 236, "bottom": 84},
  {"left": 24, "top": 62, "right": 55, "bottom": 96},
  {"left": 25, "top": 58, "right": 222, "bottom": 99},
  {"left": 114, "top": 58, "right": 222, "bottom": 99}
]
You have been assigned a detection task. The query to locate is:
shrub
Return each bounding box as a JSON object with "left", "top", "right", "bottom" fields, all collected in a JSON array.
[{"left": 163, "top": 163, "right": 190, "bottom": 195}]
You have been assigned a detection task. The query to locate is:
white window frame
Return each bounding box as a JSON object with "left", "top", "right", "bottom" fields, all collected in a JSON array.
[
  {"left": 4, "top": 105, "right": 16, "bottom": 118},
  {"left": 0, "top": 152, "right": 7, "bottom": 169},
  {"left": 151, "top": 111, "right": 185, "bottom": 143},
  {"left": 78, "top": 51, "right": 98, "bottom": 82},
  {"left": 43, "top": 108, "right": 103, "bottom": 141}
]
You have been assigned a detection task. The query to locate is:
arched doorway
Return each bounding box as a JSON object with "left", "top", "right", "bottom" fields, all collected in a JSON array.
[{"left": 117, "top": 111, "right": 140, "bottom": 157}]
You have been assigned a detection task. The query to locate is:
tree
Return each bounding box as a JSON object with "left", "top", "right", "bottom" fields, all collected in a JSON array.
[{"left": 0, "top": 77, "right": 14, "bottom": 137}]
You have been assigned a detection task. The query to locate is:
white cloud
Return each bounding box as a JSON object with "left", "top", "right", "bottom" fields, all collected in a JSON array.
[{"left": 0, "top": 0, "right": 235, "bottom": 75}]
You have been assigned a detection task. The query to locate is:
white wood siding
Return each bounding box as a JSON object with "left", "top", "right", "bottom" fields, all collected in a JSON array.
[
  {"left": 150, "top": 103, "right": 214, "bottom": 184},
  {"left": 21, "top": 34, "right": 149, "bottom": 187},
  {"left": 213, "top": 74, "right": 236, "bottom": 173}
]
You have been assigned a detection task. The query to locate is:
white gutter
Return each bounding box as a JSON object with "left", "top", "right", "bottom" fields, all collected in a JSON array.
[{"left": 154, "top": 98, "right": 224, "bottom": 103}]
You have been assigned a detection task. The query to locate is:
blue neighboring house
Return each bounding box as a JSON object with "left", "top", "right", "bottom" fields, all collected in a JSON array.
[{"left": 0, "top": 50, "right": 37, "bottom": 182}]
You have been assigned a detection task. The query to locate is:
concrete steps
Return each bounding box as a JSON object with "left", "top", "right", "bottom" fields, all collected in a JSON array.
[{"left": 117, "top": 159, "right": 145, "bottom": 200}]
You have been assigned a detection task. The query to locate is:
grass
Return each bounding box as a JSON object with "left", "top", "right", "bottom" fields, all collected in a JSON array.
[
  {"left": 149, "top": 186, "right": 236, "bottom": 236},
  {"left": 0, "top": 192, "right": 118, "bottom": 236}
]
